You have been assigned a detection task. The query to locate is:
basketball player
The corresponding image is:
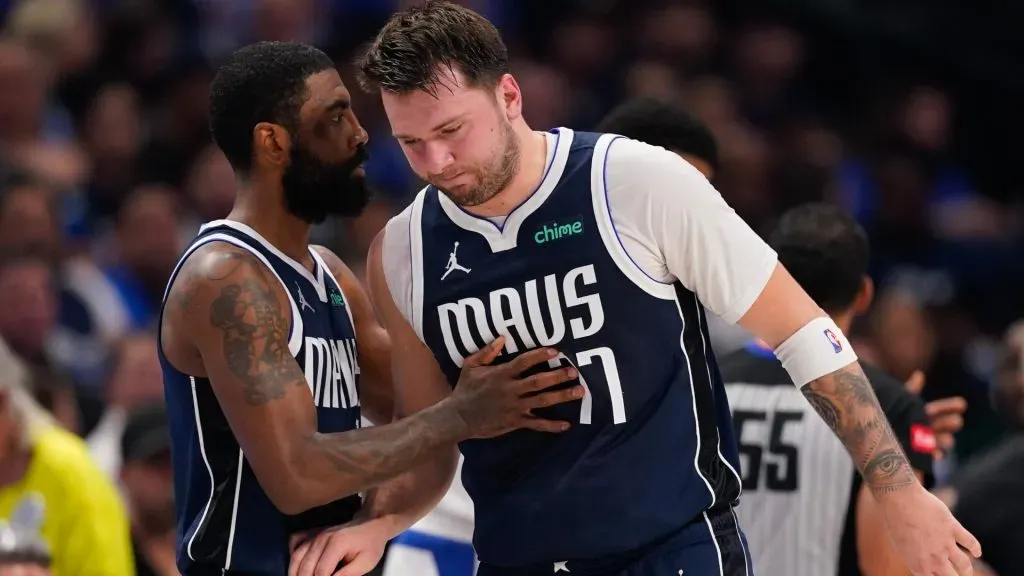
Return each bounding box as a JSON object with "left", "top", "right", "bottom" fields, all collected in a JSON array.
[
  {"left": 295, "top": 3, "right": 980, "bottom": 575},
  {"left": 719, "top": 203, "right": 938, "bottom": 575},
  {"left": 158, "top": 41, "right": 583, "bottom": 576}
]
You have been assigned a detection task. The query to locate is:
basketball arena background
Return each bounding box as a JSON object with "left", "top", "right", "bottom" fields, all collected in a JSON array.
[{"left": 0, "top": 0, "right": 1020, "bottom": 574}]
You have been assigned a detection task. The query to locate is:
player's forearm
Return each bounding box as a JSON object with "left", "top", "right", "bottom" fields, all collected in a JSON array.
[
  {"left": 357, "top": 447, "right": 460, "bottom": 538},
  {"left": 289, "top": 400, "right": 466, "bottom": 512},
  {"left": 800, "top": 362, "right": 918, "bottom": 495}
]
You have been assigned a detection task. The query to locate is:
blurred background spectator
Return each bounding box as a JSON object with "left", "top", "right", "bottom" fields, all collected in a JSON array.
[{"left": 0, "top": 0, "right": 1019, "bottom": 573}]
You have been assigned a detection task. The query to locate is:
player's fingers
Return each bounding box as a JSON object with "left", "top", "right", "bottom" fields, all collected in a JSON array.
[
  {"left": 519, "top": 367, "right": 577, "bottom": 393},
  {"left": 502, "top": 347, "right": 559, "bottom": 375},
  {"left": 949, "top": 547, "right": 975, "bottom": 575},
  {"left": 905, "top": 370, "right": 926, "bottom": 395},
  {"left": 525, "top": 385, "right": 585, "bottom": 409},
  {"left": 463, "top": 336, "right": 506, "bottom": 367},
  {"left": 331, "top": 553, "right": 377, "bottom": 576},
  {"left": 520, "top": 416, "right": 572, "bottom": 433},
  {"left": 930, "top": 413, "right": 965, "bottom": 435},
  {"left": 289, "top": 539, "right": 312, "bottom": 576},
  {"left": 937, "top": 432, "right": 956, "bottom": 451},
  {"left": 955, "top": 523, "right": 983, "bottom": 558},
  {"left": 926, "top": 396, "right": 968, "bottom": 418},
  {"left": 297, "top": 533, "right": 331, "bottom": 576}
]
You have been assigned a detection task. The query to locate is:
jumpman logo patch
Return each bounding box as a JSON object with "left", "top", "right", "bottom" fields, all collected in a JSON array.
[
  {"left": 441, "top": 241, "right": 472, "bottom": 280},
  {"left": 295, "top": 282, "right": 314, "bottom": 313}
]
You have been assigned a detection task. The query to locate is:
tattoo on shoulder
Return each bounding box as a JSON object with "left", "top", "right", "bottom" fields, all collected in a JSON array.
[
  {"left": 801, "top": 366, "right": 917, "bottom": 493},
  {"left": 205, "top": 251, "right": 305, "bottom": 405}
]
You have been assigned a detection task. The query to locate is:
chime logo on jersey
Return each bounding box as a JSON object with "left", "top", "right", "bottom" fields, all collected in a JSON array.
[
  {"left": 534, "top": 218, "right": 584, "bottom": 245},
  {"left": 303, "top": 336, "right": 360, "bottom": 409},
  {"left": 824, "top": 328, "right": 843, "bottom": 353},
  {"left": 436, "top": 263, "right": 605, "bottom": 366}
]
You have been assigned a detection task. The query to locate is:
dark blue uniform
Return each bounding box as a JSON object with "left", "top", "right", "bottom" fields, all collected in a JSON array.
[
  {"left": 159, "top": 220, "right": 363, "bottom": 576},
  {"left": 410, "top": 128, "right": 751, "bottom": 575}
]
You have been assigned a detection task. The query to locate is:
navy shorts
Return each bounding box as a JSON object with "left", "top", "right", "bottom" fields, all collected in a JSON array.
[{"left": 477, "top": 507, "right": 753, "bottom": 576}]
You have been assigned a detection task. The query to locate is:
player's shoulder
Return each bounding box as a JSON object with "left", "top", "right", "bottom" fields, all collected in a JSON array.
[
  {"left": 599, "top": 133, "right": 706, "bottom": 182},
  {"left": 718, "top": 346, "right": 791, "bottom": 386}
]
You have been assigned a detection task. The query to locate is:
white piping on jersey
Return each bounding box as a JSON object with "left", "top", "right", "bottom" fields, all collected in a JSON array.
[
  {"left": 309, "top": 249, "right": 355, "bottom": 328},
  {"left": 731, "top": 506, "right": 751, "bottom": 576},
  {"left": 693, "top": 296, "right": 745, "bottom": 497},
  {"left": 702, "top": 510, "right": 726, "bottom": 576},
  {"left": 186, "top": 376, "right": 215, "bottom": 562},
  {"left": 409, "top": 188, "right": 427, "bottom": 342},
  {"left": 589, "top": 134, "right": 676, "bottom": 301},
  {"left": 435, "top": 129, "right": 571, "bottom": 253},
  {"left": 164, "top": 232, "right": 304, "bottom": 357},
  {"left": 224, "top": 449, "right": 245, "bottom": 570},
  {"left": 200, "top": 219, "right": 329, "bottom": 303}
]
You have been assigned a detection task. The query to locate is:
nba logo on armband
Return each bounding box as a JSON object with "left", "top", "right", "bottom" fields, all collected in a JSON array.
[{"left": 824, "top": 329, "right": 843, "bottom": 353}]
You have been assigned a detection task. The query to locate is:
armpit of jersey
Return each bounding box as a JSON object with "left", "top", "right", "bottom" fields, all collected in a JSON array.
[{"left": 601, "top": 137, "right": 778, "bottom": 324}]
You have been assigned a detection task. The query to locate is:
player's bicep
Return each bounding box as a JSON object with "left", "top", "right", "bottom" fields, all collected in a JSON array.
[
  {"left": 174, "top": 246, "right": 316, "bottom": 501},
  {"left": 312, "top": 245, "right": 394, "bottom": 424},
  {"left": 366, "top": 230, "right": 452, "bottom": 419}
]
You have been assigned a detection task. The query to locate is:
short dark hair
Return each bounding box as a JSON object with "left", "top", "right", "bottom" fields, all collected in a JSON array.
[
  {"left": 596, "top": 98, "right": 719, "bottom": 171},
  {"left": 769, "top": 203, "right": 869, "bottom": 314},
  {"left": 208, "top": 41, "right": 335, "bottom": 171},
  {"left": 356, "top": 0, "right": 509, "bottom": 95}
]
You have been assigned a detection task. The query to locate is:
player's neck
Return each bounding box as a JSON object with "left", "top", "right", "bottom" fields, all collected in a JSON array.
[
  {"left": 464, "top": 126, "right": 549, "bottom": 218},
  {"left": 226, "top": 192, "right": 312, "bottom": 263}
]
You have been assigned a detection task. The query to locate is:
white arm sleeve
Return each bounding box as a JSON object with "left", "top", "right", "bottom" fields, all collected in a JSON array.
[{"left": 604, "top": 137, "right": 778, "bottom": 324}]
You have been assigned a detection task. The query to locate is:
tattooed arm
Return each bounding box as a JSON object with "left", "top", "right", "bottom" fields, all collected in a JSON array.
[
  {"left": 733, "top": 264, "right": 918, "bottom": 494},
  {"left": 162, "top": 243, "right": 577, "bottom": 515}
]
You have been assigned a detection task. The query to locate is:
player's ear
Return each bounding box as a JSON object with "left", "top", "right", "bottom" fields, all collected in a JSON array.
[
  {"left": 253, "top": 122, "right": 292, "bottom": 169},
  {"left": 852, "top": 275, "right": 874, "bottom": 315},
  {"left": 497, "top": 73, "right": 522, "bottom": 121}
]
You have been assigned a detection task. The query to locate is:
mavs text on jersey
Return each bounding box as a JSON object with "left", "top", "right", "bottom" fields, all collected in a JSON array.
[
  {"left": 159, "top": 220, "right": 363, "bottom": 575},
  {"left": 380, "top": 128, "right": 776, "bottom": 575}
]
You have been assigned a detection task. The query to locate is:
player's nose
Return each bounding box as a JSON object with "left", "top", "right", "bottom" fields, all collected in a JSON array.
[{"left": 423, "top": 140, "right": 456, "bottom": 174}]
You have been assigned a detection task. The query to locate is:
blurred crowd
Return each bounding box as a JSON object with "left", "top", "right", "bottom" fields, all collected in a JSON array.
[{"left": 0, "top": 0, "right": 1021, "bottom": 574}]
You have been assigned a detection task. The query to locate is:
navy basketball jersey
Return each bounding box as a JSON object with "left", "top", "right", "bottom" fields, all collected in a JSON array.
[
  {"left": 158, "top": 220, "right": 362, "bottom": 575},
  {"left": 408, "top": 128, "right": 743, "bottom": 566}
]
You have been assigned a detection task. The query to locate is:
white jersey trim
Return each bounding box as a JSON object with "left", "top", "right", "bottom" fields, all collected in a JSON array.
[{"left": 590, "top": 134, "right": 676, "bottom": 300}]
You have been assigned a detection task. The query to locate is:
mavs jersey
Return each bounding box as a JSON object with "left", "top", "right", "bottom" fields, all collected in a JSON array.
[
  {"left": 381, "top": 128, "right": 752, "bottom": 568},
  {"left": 721, "top": 344, "right": 934, "bottom": 576},
  {"left": 158, "top": 220, "right": 362, "bottom": 575}
]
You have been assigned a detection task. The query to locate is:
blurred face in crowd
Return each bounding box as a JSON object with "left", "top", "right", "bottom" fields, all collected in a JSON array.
[
  {"left": 108, "top": 334, "right": 164, "bottom": 409},
  {"left": 276, "top": 71, "right": 371, "bottom": 223},
  {"left": 384, "top": 67, "right": 521, "bottom": 207},
  {"left": 185, "top": 145, "right": 236, "bottom": 221},
  {"left": 0, "top": 42, "right": 46, "bottom": 141},
  {"left": 83, "top": 83, "right": 141, "bottom": 162},
  {"left": 117, "top": 186, "right": 182, "bottom": 288},
  {"left": 0, "top": 260, "right": 56, "bottom": 361},
  {"left": 0, "top": 186, "right": 58, "bottom": 257},
  {"left": 871, "top": 290, "right": 936, "bottom": 378},
  {"left": 120, "top": 450, "right": 175, "bottom": 535}
]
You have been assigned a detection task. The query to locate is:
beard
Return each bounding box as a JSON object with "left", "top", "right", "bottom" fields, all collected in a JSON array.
[
  {"left": 134, "top": 495, "right": 177, "bottom": 536},
  {"left": 280, "top": 142, "right": 371, "bottom": 224},
  {"left": 433, "top": 120, "right": 520, "bottom": 207}
]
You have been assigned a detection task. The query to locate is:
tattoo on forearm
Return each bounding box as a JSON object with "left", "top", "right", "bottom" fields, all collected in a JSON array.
[
  {"left": 801, "top": 366, "right": 916, "bottom": 493},
  {"left": 303, "top": 409, "right": 461, "bottom": 492},
  {"left": 205, "top": 253, "right": 306, "bottom": 405}
]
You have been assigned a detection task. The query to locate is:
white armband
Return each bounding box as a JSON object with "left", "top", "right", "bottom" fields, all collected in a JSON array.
[{"left": 773, "top": 317, "right": 859, "bottom": 386}]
